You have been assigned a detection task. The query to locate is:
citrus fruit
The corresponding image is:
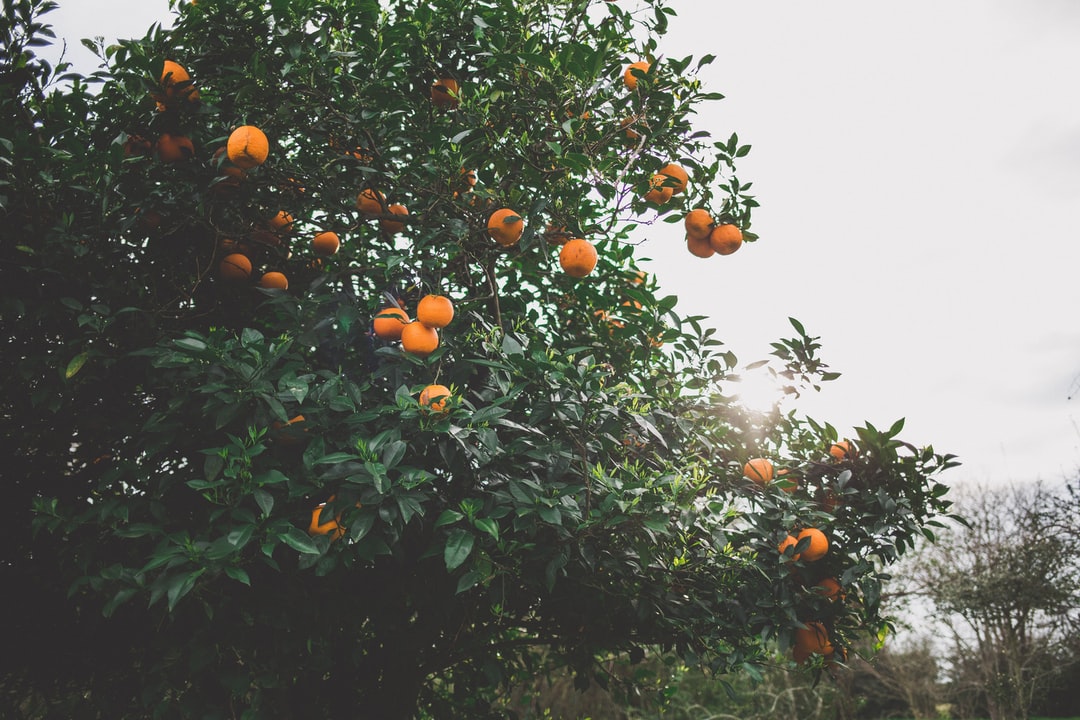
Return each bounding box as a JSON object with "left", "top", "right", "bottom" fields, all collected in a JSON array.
[
  {"left": 416, "top": 295, "right": 454, "bottom": 329},
  {"left": 813, "top": 577, "right": 843, "bottom": 601},
  {"left": 373, "top": 307, "right": 409, "bottom": 340},
  {"left": 380, "top": 204, "right": 408, "bottom": 233},
  {"left": 400, "top": 321, "right": 439, "bottom": 357},
  {"left": 312, "top": 231, "right": 340, "bottom": 256},
  {"left": 793, "top": 622, "right": 834, "bottom": 664},
  {"left": 686, "top": 233, "right": 715, "bottom": 258},
  {"left": 219, "top": 253, "right": 252, "bottom": 282},
  {"left": 431, "top": 78, "right": 460, "bottom": 109},
  {"left": 356, "top": 188, "right": 385, "bottom": 215},
  {"left": 829, "top": 440, "right": 854, "bottom": 460},
  {"left": 487, "top": 208, "right": 524, "bottom": 247},
  {"left": 258, "top": 271, "right": 288, "bottom": 290},
  {"left": 644, "top": 174, "right": 673, "bottom": 205},
  {"left": 623, "top": 61, "right": 650, "bottom": 90},
  {"left": 226, "top": 125, "right": 269, "bottom": 170},
  {"left": 559, "top": 238, "right": 598, "bottom": 278},
  {"left": 743, "top": 457, "right": 774, "bottom": 484},
  {"left": 155, "top": 133, "right": 195, "bottom": 163},
  {"left": 419, "top": 384, "right": 452, "bottom": 415},
  {"left": 709, "top": 224, "right": 743, "bottom": 255},
  {"left": 797, "top": 528, "right": 829, "bottom": 562},
  {"left": 659, "top": 163, "right": 689, "bottom": 194},
  {"left": 684, "top": 208, "right": 713, "bottom": 241},
  {"left": 309, "top": 501, "right": 346, "bottom": 541},
  {"left": 268, "top": 210, "right": 294, "bottom": 234}
]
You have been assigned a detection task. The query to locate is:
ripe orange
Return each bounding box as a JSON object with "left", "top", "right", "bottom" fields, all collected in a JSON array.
[
  {"left": 644, "top": 174, "right": 673, "bottom": 205},
  {"left": 160, "top": 60, "right": 190, "bottom": 88},
  {"left": 401, "top": 321, "right": 439, "bottom": 357},
  {"left": 813, "top": 577, "right": 844, "bottom": 601},
  {"left": 309, "top": 501, "right": 346, "bottom": 541},
  {"left": 487, "top": 208, "right": 524, "bottom": 247},
  {"left": 431, "top": 77, "right": 460, "bottom": 109},
  {"left": 123, "top": 134, "right": 152, "bottom": 157},
  {"left": 258, "top": 271, "right": 288, "bottom": 290},
  {"left": 419, "top": 384, "right": 452, "bottom": 415},
  {"left": 212, "top": 164, "right": 244, "bottom": 193},
  {"left": 461, "top": 167, "right": 478, "bottom": 188},
  {"left": 793, "top": 622, "right": 834, "bottom": 664},
  {"left": 684, "top": 208, "right": 713, "bottom": 241},
  {"left": 686, "top": 233, "right": 715, "bottom": 258},
  {"left": 779, "top": 534, "right": 799, "bottom": 558},
  {"left": 312, "top": 231, "right": 340, "bottom": 256},
  {"left": 380, "top": 204, "right": 408, "bottom": 233},
  {"left": 373, "top": 307, "right": 409, "bottom": 340},
  {"left": 709, "top": 224, "right": 743, "bottom": 255},
  {"left": 659, "top": 163, "right": 689, "bottom": 194},
  {"left": 159, "top": 60, "right": 195, "bottom": 100},
  {"left": 155, "top": 133, "right": 195, "bottom": 163},
  {"left": 219, "top": 253, "right": 252, "bottom": 283},
  {"left": 356, "top": 188, "right": 385, "bottom": 215},
  {"left": 797, "top": 528, "right": 829, "bottom": 562},
  {"left": 226, "top": 125, "right": 269, "bottom": 169},
  {"left": 623, "top": 61, "right": 650, "bottom": 90},
  {"left": 743, "top": 457, "right": 774, "bottom": 484},
  {"left": 416, "top": 295, "right": 454, "bottom": 329},
  {"left": 628, "top": 269, "right": 647, "bottom": 285},
  {"left": 559, "top": 238, "right": 598, "bottom": 278},
  {"left": 621, "top": 116, "right": 641, "bottom": 141},
  {"left": 829, "top": 440, "right": 855, "bottom": 460},
  {"left": 268, "top": 210, "right": 294, "bottom": 234}
]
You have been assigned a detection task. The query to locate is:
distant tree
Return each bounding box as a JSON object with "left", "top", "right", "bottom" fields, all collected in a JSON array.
[
  {"left": 1, "top": 0, "right": 958, "bottom": 716},
  {"left": 913, "top": 481, "right": 1080, "bottom": 720}
]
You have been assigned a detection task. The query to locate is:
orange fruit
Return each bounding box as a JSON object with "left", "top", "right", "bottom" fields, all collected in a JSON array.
[
  {"left": 312, "top": 231, "right": 340, "bottom": 256},
  {"left": 543, "top": 223, "right": 570, "bottom": 245},
  {"left": 123, "top": 134, "right": 152, "bottom": 157},
  {"left": 309, "top": 501, "right": 346, "bottom": 541},
  {"left": 620, "top": 116, "right": 641, "bottom": 141},
  {"left": 431, "top": 78, "right": 460, "bottom": 109},
  {"left": 559, "top": 238, "right": 598, "bottom": 278},
  {"left": 226, "top": 125, "right": 269, "bottom": 170},
  {"left": 813, "top": 577, "right": 844, "bottom": 601},
  {"left": 684, "top": 208, "right": 713, "bottom": 241},
  {"left": 268, "top": 210, "right": 294, "bottom": 234},
  {"left": 686, "top": 233, "right": 715, "bottom": 258},
  {"left": 659, "top": 163, "right": 689, "bottom": 194},
  {"left": 829, "top": 440, "right": 854, "bottom": 460},
  {"left": 623, "top": 61, "right": 650, "bottom": 90},
  {"left": 776, "top": 468, "right": 799, "bottom": 494},
  {"left": 797, "top": 528, "right": 829, "bottom": 562},
  {"left": 793, "top": 622, "right": 834, "bottom": 664},
  {"left": 743, "top": 457, "right": 774, "bottom": 484},
  {"left": 778, "top": 534, "right": 799, "bottom": 558},
  {"left": 487, "top": 208, "right": 524, "bottom": 247},
  {"left": 155, "top": 133, "right": 195, "bottom": 163},
  {"left": 400, "top": 321, "right": 439, "bottom": 357},
  {"left": 419, "top": 384, "right": 452, "bottom": 415},
  {"left": 160, "top": 60, "right": 190, "bottom": 88},
  {"left": 159, "top": 60, "right": 196, "bottom": 101},
  {"left": 644, "top": 174, "right": 673, "bottom": 205},
  {"left": 373, "top": 307, "right": 409, "bottom": 340},
  {"left": 380, "top": 204, "right": 408, "bottom": 233},
  {"left": 628, "top": 269, "right": 647, "bottom": 285},
  {"left": 709, "top": 224, "right": 743, "bottom": 255},
  {"left": 416, "top": 295, "right": 454, "bottom": 329},
  {"left": 461, "top": 167, "right": 478, "bottom": 188},
  {"left": 219, "top": 253, "right": 252, "bottom": 283},
  {"left": 212, "top": 164, "right": 244, "bottom": 193},
  {"left": 356, "top": 188, "right": 385, "bottom": 215},
  {"left": 258, "top": 271, "right": 288, "bottom": 290}
]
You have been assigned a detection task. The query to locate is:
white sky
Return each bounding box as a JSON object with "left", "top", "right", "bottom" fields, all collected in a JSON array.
[{"left": 40, "top": 1, "right": 1080, "bottom": 489}]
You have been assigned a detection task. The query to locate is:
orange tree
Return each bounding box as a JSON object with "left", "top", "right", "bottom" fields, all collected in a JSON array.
[{"left": 1, "top": 0, "right": 958, "bottom": 717}]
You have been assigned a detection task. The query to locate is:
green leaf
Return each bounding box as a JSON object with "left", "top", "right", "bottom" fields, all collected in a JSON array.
[
  {"left": 224, "top": 567, "right": 251, "bottom": 586},
  {"left": 64, "top": 352, "right": 88, "bottom": 379},
  {"left": 444, "top": 528, "right": 474, "bottom": 570},
  {"left": 473, "top": 517, "right": 499, "bottom": 541},
  {"left": 281, "top": 528, "right": 321, "bottom": 555},
  {"left": 435, "top": 509, "right": 464, "bottom": 527},
  {"left": 254, "top": 489, "right": 274, "bottom": 518}
]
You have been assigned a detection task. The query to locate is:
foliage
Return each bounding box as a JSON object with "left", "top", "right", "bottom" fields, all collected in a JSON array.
[{"left": 1, "top": 0, "right": 957, "bottom": 716}]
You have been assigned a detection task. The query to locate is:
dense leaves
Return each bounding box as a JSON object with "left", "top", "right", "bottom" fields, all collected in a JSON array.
[{"left": 1, "top": 0, "right": 957, "bottom": 717}]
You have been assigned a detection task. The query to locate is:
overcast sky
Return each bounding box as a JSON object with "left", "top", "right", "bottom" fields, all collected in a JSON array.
[{"left": 40, "top": 1, "right": 1080, "bottom": 490}]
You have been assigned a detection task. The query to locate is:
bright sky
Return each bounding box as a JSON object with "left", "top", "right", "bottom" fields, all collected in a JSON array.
[{"left": 40, "top": 1, "right": 1080, "bottom": 489}]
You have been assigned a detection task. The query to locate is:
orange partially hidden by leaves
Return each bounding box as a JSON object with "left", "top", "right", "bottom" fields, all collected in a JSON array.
[
  {"left": 309, "top": 501, "right": 346, "bottom": 541},
  {"left": 356, "top": 188, "right": 385, "bottom": 216},
  {"left": 623, "top": 61, "right": 650, "bottom": 90},
  {"left": 272, "top": 414, "right": 306, "bottom": 445},
  {"left": 644, "top": 174, "right": 673, "bottom": 205},
  {"left": 312, "top": 231, "right": 340, "bottom": 256},
  {"left": 226, "top": 125, "right": 269, "bottom": 170},
  {"left": 381, "top": 204, "right": 408, "bottom": 233},
  {"left": 778, "top": 534, "right": 799, "bottom": 559},
  {"left": 684, "top": 208, "right": 713, "bottom": 241},
  {"left": 159, "top": 60, "right": 195, "bottom": 101},
  {"left": 417, "top": 295, "right": 454, "bottom": 329},
  {"left": 620, "top": 116, "right": 641, "bottom": 141},
  {"left": 709, "top": 224, "right": 743, "bottom": 255},
  {"left": 431, "top": 78, "right": 460, "bottom": 109},
  {"left": 401, "top": 321, "right": 439, "bottom": 357},
  {"left": 559, "top": 238, "right": 598, "bottom": 278},
  {"left": 659, "top": 163, "right": 689, "bottom": 195},
  {"left": 268, "top": 210, "right": 294, "bottom": 234},
  {"left": 419, "top": 384, "right": 452, "bottom": 415},
  {"left": 829, "top": 440, "right": 855, "bottom": 460},
  {"left": 258, "top": 272, "right": 288, "bottom": 290},
  {"left": 373, "top": 306, "right": 409, "bottom": 340},
  {"left": 219, "top": 253, "right": 252, "bottom": 283},
  {"left": 155, "top": 133, "right": 195, "bottom": 163},
  {"left": 487, "top": 208, "right": 524, "bottom": 247},
  {"left": 793, "top": 622, "right": 834, "bottom": 664},
  {"left": 813, "top": 577, "right": 844, "bottom": 601},
  {"left": 743, "top": 457, "right": 774, "bottom": 484},
  {"left": 797, "top": 527, "right": 829, "bottom": 562},
  {"left": 686, "top": 233, "right": 715, "bottom": 258}
]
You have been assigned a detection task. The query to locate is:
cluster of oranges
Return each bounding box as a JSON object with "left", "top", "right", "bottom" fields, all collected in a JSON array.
[{"left": 741, "top": 440, "right": 858, "bottom": 665}]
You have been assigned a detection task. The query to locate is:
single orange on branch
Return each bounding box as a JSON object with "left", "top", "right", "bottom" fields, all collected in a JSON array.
[
  {"left": 829, "top": 440, "right": 855, "bottom": 460},
  {"left": 258, "top": 271, "right": 288, "bottom": 290},
  {"left": 487, "top": 208, "right": 524, "bottom": 247},
  {"left": 268, "top": 210, "right": 294, "bottom": 234},
  {"left": 356, "top": 188, "right": 385, "bottom": 216},
  {"left": 431, "top": 77, "right": 460, "bottom": 109},
  {"left": 226, "top": 125, "right": 269, "bottom": 170},
  {"left": 380, "top": 204, "right": 409, "bottom": 234},
  {"left": 312, "top": 231, "right": 340, "bottom": 256},
  {"left": 400, "top": 321, "right": 439, "bottom": 357},
  {"left": 659, "top": 163, "right": 690, "bottom": 195},
  {"left": 219, "top": 253, "right": 252, "bottom": 283},
  {"left": 416, "top": 295, "right": 455, "bottom": 329},
  {"left": 309, "top": 500, "right": 346, "bottom": 541},
  {"left": 796, "top": 527, "right": 829, "bottom": 562},
  {"left": 419, "top": 384, "right": 452, "bottom": 415},
  {"left": 743, "top": 457, "right": 774, "bottom": 484},
  {"left": 559, "top": 238, "right": 598, "bottom": 278},
  {"left": 155, "top": 133, "right": 195, "bottom": 163},
  {"left": 373, "top": 306, "right": 409, "bottom": 340},
  {"left": 623, "top": 61, "right": 650, "bottom": 90},
  {"left": 792, "top": 622, "right": 835, "bottom": 664},
  {"left": 643, "top": 174, "right": 673, "bottom": 205}
]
